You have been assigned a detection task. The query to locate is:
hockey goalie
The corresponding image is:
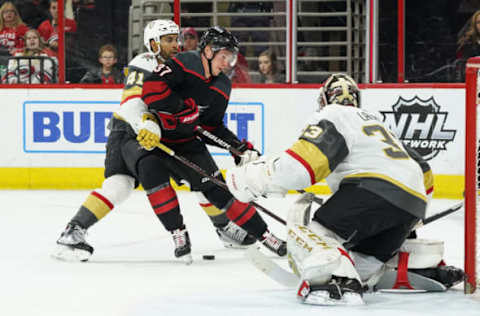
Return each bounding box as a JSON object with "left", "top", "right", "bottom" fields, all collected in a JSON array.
[{"left": 226, "top": 73, "right": 464, "bottom": 305}]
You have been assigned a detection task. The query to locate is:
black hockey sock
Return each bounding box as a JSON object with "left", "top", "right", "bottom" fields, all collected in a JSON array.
[{"left": 70, "top": 205, "right": 100, "bottom": 229}]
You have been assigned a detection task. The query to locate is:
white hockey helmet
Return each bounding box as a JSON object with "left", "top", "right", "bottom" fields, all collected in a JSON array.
[
  {"left": 317, "top": 73, "right": 360, "bottom": 110},
  {"left": 143, "top": 19, "right": 179, "bottom": 56}
]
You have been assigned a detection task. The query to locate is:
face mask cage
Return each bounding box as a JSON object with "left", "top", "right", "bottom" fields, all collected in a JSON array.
[{"left": 317, "top": 74, "right": 360, "bottom": 110}]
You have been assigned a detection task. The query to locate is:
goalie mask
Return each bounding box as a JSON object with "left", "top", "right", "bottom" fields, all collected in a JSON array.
[
  {"left": 317, "top": 73, "right": 360, "bottom": 110},
  {"left": 144, "top": 19, "right": 179, "bottom": 57}
]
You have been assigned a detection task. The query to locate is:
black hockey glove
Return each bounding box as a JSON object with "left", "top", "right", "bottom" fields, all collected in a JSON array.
[{"left": 233, "top": 140, "right": 260, "bottom": 166}]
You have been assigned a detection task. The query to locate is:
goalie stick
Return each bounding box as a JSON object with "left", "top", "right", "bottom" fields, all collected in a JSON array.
[
  {"left": 246, "top": 201, "right": 464, "bottom": 288},
  {"left": 155, "top": 142, "right": 287, "bottom": 225},
  {"left": 195, "top": 126, "right": 324, "bottom": 205},
  {"left": 413, "top": 201, "right": 463, "bottom": 230}
]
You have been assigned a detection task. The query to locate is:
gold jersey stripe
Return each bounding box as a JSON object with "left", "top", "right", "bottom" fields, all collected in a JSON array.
[
  {"left": 83, "top": 194, "right": 113, "bottom": 220},
  {"left": 199, "top": 204, "right": 224, "bottom": 216},
  {"left": 121, "top": 86, "right": 142, "bottom": 102},
  {"left": 289, "top": 139, "right": 331, "bottom": 183},
  {"left": 345, "top": 172, "right": 427, "bottom": 202}
]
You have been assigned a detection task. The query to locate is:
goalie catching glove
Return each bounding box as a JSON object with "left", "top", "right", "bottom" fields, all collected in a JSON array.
[
  {"left": 136, "top": 112, "right": 161, "bottom": 151},
  {"left": 233, "top": 140, "right": 260, "bottom": 166}
]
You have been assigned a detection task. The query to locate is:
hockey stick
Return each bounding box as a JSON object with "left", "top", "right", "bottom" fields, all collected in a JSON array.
[
  {"left": 413, "top": 201, "right": 463, "bottom": 230},
  {"left": 155, "top": 142, "right": 287, "bottom": 225},
  {"left": 246, "top": 201, "right": 464, "bottom": 289},
  {"left": 195, "top": 126, "right": 324, "bottom": 205}
]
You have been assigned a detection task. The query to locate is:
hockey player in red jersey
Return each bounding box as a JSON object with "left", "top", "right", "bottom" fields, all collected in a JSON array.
[
  {"left": 53, "top": 21, "right": 260, "bottom": 263},
  {"left": 226, "top": 74, "right": 464, "bottom": 305},
  {"left": 117, "top": 26, "right": 287, "bottom": 263}
]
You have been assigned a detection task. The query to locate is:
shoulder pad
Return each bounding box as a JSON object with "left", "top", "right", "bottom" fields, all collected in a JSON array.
[{"left": 129, "top": 53, "right": 157, "bottom": 72}]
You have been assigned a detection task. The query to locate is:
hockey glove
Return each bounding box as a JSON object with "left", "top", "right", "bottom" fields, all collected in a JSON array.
[
  {"left": 233, "top": 140, "right": 260, "bottom": 166},
  {"left": 226, "top": 157, "right": 288, "bottom": 203},
  {"left": 136, "top": 113, "right": 161, "bottom": 151}
]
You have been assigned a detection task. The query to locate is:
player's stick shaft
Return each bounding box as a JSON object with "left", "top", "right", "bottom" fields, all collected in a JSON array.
[
  {"left": 156, "top": 142, "right": 287, "bottom": 225},
  {"left": 195, "top": 126, "right": 324, "bottom": 205}
]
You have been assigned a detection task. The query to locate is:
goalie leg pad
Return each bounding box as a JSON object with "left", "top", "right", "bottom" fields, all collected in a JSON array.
[
  {"left": 386, "top": 238, "right": 444, "bottom": 269},
  {"left": 287, "top": 192, "right": 315, "bottom": 226},
  {"left": 350, "top": 251, "right": 386, "bottom": 290},
  {"left": 287, "top": 222, "right": 361, "bottom": 287},
  {"left": 375, "top": 239, "right": 462, "bottom": 292}
]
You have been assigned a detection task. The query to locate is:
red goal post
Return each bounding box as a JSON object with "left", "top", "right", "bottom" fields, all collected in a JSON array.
[{"left": 465, "top": 57, "right": 480, "bottom": 294}]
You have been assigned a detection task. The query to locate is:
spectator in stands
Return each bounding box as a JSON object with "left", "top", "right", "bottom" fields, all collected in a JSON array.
[
  {"left": 257, "top": 49, "right": 283, "bottom": 83},
  {"left": 38, "top": 0, "right": 77, "bottom": 52},
  {"left": 456, "top": 10, "right": 480, "bottom": 81},
  {"left": 16, "top": 0, "right": 50, "bottom": 29},
  {"left": 0, "top": 1, "right": 28, "bottom": 55},
  {"left": 181, "top": 27, "right": 198, "bottom": 51},
  {"left": 79, "top": 43, "right": 122, "bottom": 84},
  {"left": 3, "top": 28, "right": 57, "bottom": 84}
]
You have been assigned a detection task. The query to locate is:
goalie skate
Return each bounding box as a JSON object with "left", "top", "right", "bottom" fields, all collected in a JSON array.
[
  {"left": 171, "top": 227, "right": 193, "bottom": 265},
  {"left": 409, "top": 265, "right": 465, "bottom": 289},
  {"left": 52, "top": 223, "right": 93, "bottom": 262},
  {"left": 297, "top": 277, "right": 364, "bottom": 306},
  {"left": 216, "top": 221, "right": 256, "bottom": 249}
]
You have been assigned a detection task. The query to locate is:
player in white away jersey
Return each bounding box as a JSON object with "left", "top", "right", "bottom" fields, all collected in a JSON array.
[
  {"left": 53, "top": 20, "right": 254, "bottom": 263},
  {"left": 226, "top": 74, "right": 464, "bottom": 305}
]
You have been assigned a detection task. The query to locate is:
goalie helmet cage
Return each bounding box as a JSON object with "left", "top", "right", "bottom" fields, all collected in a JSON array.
[{"left": 465, "top": 57, "right": 480, "bottom": 294}]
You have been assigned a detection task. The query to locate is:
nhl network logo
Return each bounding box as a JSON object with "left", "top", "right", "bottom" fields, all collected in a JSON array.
[{"left": 380, "top": 96, "right": 456, "bottom": 161}]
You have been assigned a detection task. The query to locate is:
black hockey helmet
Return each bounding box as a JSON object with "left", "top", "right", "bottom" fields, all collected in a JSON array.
[{"left": 199, "top": 26, "right": 239, "bottom": 55}]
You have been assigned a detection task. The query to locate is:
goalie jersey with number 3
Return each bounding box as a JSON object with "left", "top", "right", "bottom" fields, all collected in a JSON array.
[{"left": 290, "top": 104, "right": 427, "bottom": 218}]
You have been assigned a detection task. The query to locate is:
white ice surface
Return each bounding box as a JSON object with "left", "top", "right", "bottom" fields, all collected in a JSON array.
[{"left": 0, "top": 190, "right": 478, "bottom": 316}]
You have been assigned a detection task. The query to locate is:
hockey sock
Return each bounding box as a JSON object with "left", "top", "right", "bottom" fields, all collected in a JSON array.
[
  {"left": 147, "top": 184, "right": 184, "bottom": 231},
  {"left": 224, "top": 199, "right": 267, "bottom": 238},
  {"left": 71, "top": 191, "right": 114, "bottom": 229}
]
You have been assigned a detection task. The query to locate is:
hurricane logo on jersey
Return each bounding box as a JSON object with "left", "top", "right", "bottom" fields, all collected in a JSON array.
[{"left": 380, "top": 96, "right": 456, "bottom": 161}]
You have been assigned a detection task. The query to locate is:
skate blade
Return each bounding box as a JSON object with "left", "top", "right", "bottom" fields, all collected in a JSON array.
[
  {"left": 51, "top": 244, "right": 92, "bottom": 262},
  {"left": 222, "top": 241, "right": 250, "bottom": 249},
  {"left": 303, "top": 290, "right": 364, "bottom": 306},
  {"left": 176, "top": 253, "right": 193, "bottom": 265}
]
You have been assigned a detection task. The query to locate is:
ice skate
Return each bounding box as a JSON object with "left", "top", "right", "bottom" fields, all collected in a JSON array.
[
  {"left": 410, "top": 265, "right": 465, "bottom": 288},
  {"left": 297, "top": 277, "right": 364, "bottom": 306},
  {"left": 171, "top": 226, "right": 193, "bottom": 265},
  {"left": 216, "top": 221, "right": 256, "bottom": 249},
  {"left": 260, "top": 230, "right": 287, "bottom": 256},
  {"left": 52, "top": 223, "right": 94, "bottom": 262}
]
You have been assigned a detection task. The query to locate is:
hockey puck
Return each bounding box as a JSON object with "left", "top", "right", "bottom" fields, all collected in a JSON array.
[{"left": 202, "top": 255, "right": 215, "bottom": 260}]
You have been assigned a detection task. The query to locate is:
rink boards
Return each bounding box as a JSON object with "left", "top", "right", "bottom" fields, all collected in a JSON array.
[{"left": 0, "top": 85, "right": 465, "bottom": 198}]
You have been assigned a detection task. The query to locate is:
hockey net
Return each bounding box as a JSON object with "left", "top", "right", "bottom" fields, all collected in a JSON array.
[{"left": 465, "top": 57, "right": 480, "bottom": 294}]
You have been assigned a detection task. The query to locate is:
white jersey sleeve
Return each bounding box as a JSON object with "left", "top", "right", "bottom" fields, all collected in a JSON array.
[
  {"left": 270, "top": 105, "right": 427, "bottom": 218},
  {"left": 114, "top": 53, "right": 158, "bottom": 133}
]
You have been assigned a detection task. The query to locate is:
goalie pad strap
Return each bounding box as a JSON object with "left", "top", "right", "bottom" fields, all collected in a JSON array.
[{"left": 386, "top": 238, "right": 444, "bottom": 269}]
